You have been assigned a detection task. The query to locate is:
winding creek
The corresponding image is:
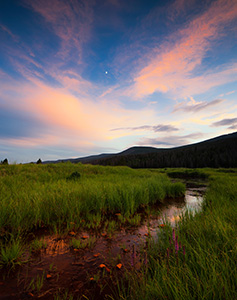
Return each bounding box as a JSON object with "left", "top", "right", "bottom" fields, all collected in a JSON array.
[{"left": 0, "top": 183, "right": 207, "bottom": 300}]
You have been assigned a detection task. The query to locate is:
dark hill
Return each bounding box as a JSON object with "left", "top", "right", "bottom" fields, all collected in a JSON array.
[
  {"left": 44, "top": 132, "right": 237, "bottom": 168},
  {"left": 82, "top": 132, "right": 237, "bottom": 168},
  {"left": 118, "top": 146, "right": 162, "bottom": 156}
]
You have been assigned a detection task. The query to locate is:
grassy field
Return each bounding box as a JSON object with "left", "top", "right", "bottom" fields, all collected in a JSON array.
[
  {"left": 0, "top": 164, "right": 236, "bottom": 300},
  {"left": 0, "top": 163, "right": 184, "bottom": 267},
  {"left": 118, "top": 169, "right": 237, "bottom": 300}
]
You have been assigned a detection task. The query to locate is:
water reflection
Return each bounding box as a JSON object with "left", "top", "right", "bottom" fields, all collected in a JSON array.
[
  {"left": 161, "top": 187, "right": 205, "bottom": 226},
  {"left": 0, "top": 186, "right": 206, "bottom": 300},
  {"left": 42, "top": 186, "right": 205, "bottom": 259}
]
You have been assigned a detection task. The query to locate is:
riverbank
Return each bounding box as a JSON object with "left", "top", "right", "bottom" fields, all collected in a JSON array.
[
  {"left": 0, "top": 166, "right": 236, "bottom": 299},
  {"left": 120, "top": 169, "right": 237, "bottom": 300}
]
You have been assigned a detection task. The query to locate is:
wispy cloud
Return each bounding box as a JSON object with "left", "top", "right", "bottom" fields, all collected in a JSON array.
[
  {"left": 111, "top": 124, "right": 179, "bottom": 132},
  {"left": 212, "top": 118, "right": 237, "bottom": 130},
  {"left": 1, "top": 0, "right": 236, "bottom": 163},
  {"left": 138, "top": 132, "right": 204, "bottom": 147},
  {"left": 130, "top": 0, "right": 237, "bottom": 99},
  {"left": 23, "top": 0, "right": 94, "bottom": 62},
  {"left": 168, "top": 0, "right": 197, "bottom": 22},
  {"left": 0, "top": 76, "right": 158, "bottom": 148},
  {"left": 0, "top": 24, "right": 19, "bottom": 42},
  {"left": 173, "top": 98, "right": 224, "bottom": 113}
]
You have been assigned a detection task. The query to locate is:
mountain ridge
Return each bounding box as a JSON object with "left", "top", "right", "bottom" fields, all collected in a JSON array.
[{"left": 43, "top": 132, "right": 237, "bottom": 168}]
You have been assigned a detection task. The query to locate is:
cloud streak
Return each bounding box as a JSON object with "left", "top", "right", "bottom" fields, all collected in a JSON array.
[
  {"left": 111, "top": 124, "right": 179, "bottom": 132},
  {"left": 173, "top": 98, "right": 224, "bottom": 113},
  {"left": 130, "top": 0, "right": 237, "bottom": 99},
  {"left": 212, "top": 118, "right": 237, "bottom": 130},
  {"left": 138, "top": 133, "right": 204, "bottom": 147},
  {"left": 23, "top": 0, "right": 94, "bottom": 63},
  {"left": 0, "top": 0, "right": 236, "bottom": 163}
]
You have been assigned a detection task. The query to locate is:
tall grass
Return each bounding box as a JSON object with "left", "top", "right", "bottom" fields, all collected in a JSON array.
[
  {"left": 120, "top": 170, "right": 237, "bottom": 300},
  {"left": 0, "top": 238, "right": 23, "bottom": 269},
  {"left": 0, "top": 163, "right": 185, "bottom": 238}
]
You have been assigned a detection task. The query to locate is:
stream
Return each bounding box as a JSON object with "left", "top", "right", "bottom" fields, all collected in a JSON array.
[{"left": 0, "top": 183, "right": 206, "bottom": 300}]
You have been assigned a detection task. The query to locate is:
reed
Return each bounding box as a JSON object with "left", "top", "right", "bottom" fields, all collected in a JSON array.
[
  {"left": 118, "top": 169, "right": 237, "bottom": 300},
  {"left": 0, "top": 163, "right": 185, "bottom": 238}
]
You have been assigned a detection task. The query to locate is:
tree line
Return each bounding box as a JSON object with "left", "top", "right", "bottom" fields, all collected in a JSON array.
[{"left": 88, "top": 133, "right": 237, "bottom": 168}]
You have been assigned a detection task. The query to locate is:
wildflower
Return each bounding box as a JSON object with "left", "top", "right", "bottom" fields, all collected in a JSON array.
[
  {"left": 175, "top": 236, "right": 179, "bottom": 254},
  {"left": 172, "top": 228, "right": 176, "bottom": 242}
]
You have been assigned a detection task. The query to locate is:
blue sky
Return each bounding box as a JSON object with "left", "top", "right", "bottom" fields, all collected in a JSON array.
[{"left": 0, "top": 0, "right": 236, "bottom": 163}]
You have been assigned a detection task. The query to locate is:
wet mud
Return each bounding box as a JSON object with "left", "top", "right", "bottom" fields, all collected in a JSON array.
[{"left": 0, "top": 185, "right": 206, "bottom": 300}]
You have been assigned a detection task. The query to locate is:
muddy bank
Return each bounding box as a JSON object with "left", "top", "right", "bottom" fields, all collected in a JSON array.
[{"left": 0, "top": 185, "right": 206, "bottom": 300}]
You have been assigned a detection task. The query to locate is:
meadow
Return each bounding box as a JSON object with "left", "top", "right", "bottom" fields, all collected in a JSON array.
[
  {"left": 0, "top": 163, "right": 236, "bottom": 299},
  {"left": 0, "top": 163, "right": 184, "bottom": 262},
  {"left": 118, "top": 169, "right": 237, "bottom": 300}
]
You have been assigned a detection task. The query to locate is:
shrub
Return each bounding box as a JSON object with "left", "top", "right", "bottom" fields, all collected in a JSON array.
[{"left": 66, "top": 171, "right": 81, "bottom": 181}]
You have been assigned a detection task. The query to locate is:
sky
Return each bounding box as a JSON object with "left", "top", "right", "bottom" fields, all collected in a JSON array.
[{"left": 0, "top": 0, "right": 237, "bottom": 163}]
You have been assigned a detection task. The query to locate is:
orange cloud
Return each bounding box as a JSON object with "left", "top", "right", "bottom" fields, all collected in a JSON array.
[
  {"left": 131, "top": 0, "right": 237, "bottom": 99},
  {"left": 11, "top": 79, "right": 157, "bottom": 145}
]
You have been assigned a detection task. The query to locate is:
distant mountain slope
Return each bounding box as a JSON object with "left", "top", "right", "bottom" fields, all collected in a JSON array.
[
  {"left": 118, "top": 146, "right": 162, "bottom": 156},
  {"left": 44, "top": 132, "right": 237, "bottom": 168},
  {"left": 43, "top": 153, "right": 115, "bottom": 164}
]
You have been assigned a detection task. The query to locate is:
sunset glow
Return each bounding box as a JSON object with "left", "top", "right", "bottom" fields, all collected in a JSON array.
[{"left": 0, "top": 0, "right": 236, "bottom": 162}]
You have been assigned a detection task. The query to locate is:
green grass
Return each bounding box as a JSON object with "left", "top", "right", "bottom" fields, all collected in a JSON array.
[
  {"left": 117, "top": 169, "right": 237, "bottom": 300},
  {"left": 26, "top": 271, "right": 45, "bottom": 295},
  {"left": 0, "top": 238, "right": 24, "bottom": 269},
  {"left": 70, "top": 236, "right": 96, "bottom": 250},
  {"left": 30, "top": 238, "right": 47, "bottom": 252},
  {"left": 0, "top": 163, "right": 185, "bottom": 238},
  {"left": 0, "top": 165, "right": 236, "bottom": 299}
]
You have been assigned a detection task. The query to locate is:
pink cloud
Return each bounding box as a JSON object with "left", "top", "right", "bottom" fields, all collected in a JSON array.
[
  {"left": 3, "top": 78, "right": 156, "bottom": 146},
  {"left": 168, "top": 0, "right": 196, "bottom": 22},
  {"left": 0, "top": 24, "right": 19, "bottom": 42},
  {"left": 53, "top": 70, "right": 94, "bottom": 97},
  {"left": 23, "top": 0, "right": 94, "bottom": 61},
  {"left": 131, "top": 0, "right": 237, "bottom": 99},
  {"left": 173, "top": 98, "right": 224, "bottom": 113},
  {"left": 0, "top": 135, "right": 59, "bottom": 148}
]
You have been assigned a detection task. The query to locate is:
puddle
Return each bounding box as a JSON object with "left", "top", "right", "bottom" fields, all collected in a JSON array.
[{"left": 0, "top": 185, "right": 206, "bottom": 299}]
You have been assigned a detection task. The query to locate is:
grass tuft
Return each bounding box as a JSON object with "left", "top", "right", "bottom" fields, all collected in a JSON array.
[{"left": 0, "top": 239, "right": 24, "bottom": 269}]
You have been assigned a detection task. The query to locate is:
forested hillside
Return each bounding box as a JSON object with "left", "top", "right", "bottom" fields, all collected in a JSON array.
[{"left": 87, "top": 132, "right": 237, "bottom": 168}]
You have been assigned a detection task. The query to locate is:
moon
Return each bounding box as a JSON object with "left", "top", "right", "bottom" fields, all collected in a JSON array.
[{"left": 105, "top": 71, "right": 108, "bottom": 74}]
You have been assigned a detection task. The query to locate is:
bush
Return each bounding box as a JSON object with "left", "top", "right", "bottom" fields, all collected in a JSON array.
[{"left": 66, "top": 171, "right": 81, "bottom": 181}]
